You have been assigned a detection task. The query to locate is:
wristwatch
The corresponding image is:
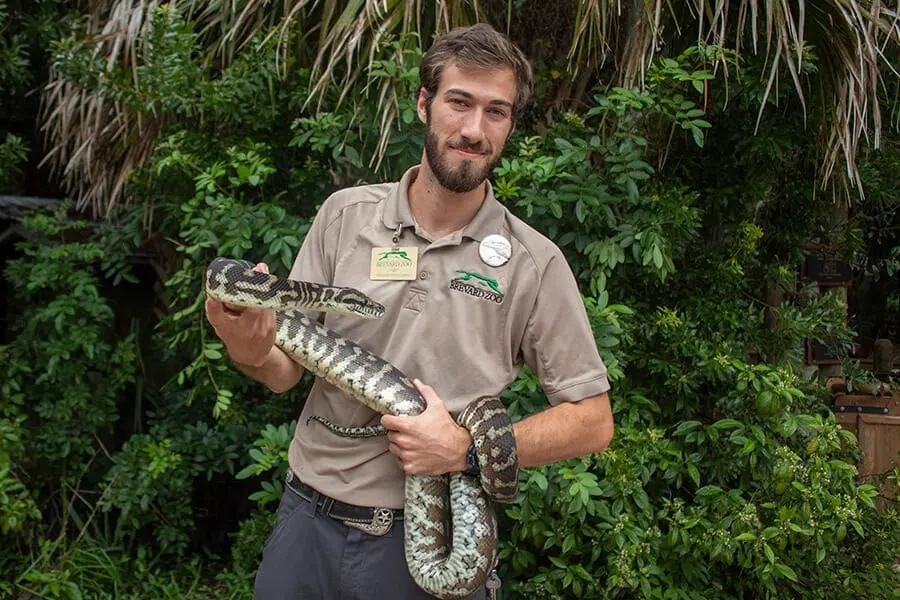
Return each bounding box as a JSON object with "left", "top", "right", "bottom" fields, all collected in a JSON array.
[{"left": 463, "top": 442, "right": 480, "bottom": 477}]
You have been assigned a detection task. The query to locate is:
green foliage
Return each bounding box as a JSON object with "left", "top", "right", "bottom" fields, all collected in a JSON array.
[
  {"left": 288, "top": 33, "right": 425, "bottom": 183},
  {"left": 235, "top": 421, "right": 295, "bottom": 506},
  {"left": 490, "top": 46, "right": 897, "bottom": 600},
  {"left": 0, "top": 132, "right": 28, "bottom": 191},
  {"left": 494, "top": 57, "right": 711, "bottom": 294},
  {"left": 0, "top": 0, "right": 72, "bottom": 192},
  {"left": 2, "top": 12, "right": 898, "bottom": 600},
  {"left": 12, "top": 540, "right": 253, "bottom": 600},
  {"left": 2, "top": 210, "right": 136, "bottom": 463}
]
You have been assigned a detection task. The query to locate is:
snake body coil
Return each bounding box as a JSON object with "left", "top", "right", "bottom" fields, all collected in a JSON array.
[{"left": 205, "top": 258, "right": 518, "bottom": 599}]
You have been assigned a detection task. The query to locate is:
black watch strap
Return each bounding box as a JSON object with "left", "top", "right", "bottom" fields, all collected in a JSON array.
[{"left": 463, "top": 442, "right": 480, "bottom": 477}]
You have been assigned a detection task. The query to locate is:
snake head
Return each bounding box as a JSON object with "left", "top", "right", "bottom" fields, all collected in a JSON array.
[{"left": 333, "top": 288, "right": 385, "bottom": 319}]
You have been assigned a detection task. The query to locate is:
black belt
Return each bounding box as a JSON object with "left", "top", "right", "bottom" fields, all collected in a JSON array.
[{"left": 285, "top": 470, "right": 403, "bottom": 536}]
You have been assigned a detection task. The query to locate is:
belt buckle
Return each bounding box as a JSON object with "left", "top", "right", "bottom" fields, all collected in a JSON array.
[{"left": 344, "top": 508, "right": 394, "bottom": 536}]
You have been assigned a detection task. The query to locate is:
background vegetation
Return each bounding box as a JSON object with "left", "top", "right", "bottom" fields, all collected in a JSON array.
[{"left": 1, "top": 1, "right": 899, "bottom": 598}]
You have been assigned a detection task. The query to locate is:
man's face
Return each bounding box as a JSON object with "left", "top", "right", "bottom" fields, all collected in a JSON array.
[{"left": 419, "top": 63, "right": 517, "bottom": 194}]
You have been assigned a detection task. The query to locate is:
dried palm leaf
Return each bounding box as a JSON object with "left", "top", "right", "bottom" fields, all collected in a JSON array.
[
  {"left": 608, "top": 0, "right": 899, "bottom": 198},
  {"left": 41, "top": 0, "right": 900, "bottom": 214}
]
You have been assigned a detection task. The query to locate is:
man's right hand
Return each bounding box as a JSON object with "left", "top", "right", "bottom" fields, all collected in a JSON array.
[{"left": 205, "top": 262, "right": 276, "bottom": 368}]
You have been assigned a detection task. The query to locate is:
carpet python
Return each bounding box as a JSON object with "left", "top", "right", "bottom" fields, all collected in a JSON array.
[{"left": 205, "top": 258, "right": 519, "bottom": 599}]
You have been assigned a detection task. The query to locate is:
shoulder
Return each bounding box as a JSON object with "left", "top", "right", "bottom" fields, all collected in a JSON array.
[
  {"left": 498, "top": 204, "right": 567, "bottom": 279},
  {"left": 315, "top": 181, "right": 396, "bottom": 230}
]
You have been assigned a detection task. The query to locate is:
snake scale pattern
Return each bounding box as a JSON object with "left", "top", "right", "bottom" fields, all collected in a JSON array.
[{"left": 205, "top": 258, "right": 518, "bottom": 599}]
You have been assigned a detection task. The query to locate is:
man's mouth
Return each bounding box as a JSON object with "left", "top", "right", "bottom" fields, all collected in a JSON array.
[{"left": 451, "top": 146, "right": 487, "bottom": 158}]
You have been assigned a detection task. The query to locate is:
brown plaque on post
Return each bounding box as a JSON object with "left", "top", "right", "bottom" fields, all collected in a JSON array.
[{"left": 802, "top": 244, "right": 852, "bottom": 286}]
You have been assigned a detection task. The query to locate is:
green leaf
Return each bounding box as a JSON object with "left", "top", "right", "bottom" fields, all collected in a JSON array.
[
  {"left": 652, "top": 245, "right": 663, "bottom": 269},
  {"left": 633, "top": 488, "right": 650, "bottom": 512},
  {"left": 735, "top": 532, "right": 757, "bottom": 541},
  {"left": 549, "top": 556, "right": 567, "bottom": 569},
  {"left": 775, "top": 563, "right": 798, "bottom": 582},
  {"left": 764, "top": 543, "right": 776, "bottom": 563},
  {"left": 625, "top": 177, "right": 639, "bottom": 200},
  {"left": 235, "top": 464, "right": 258, "bottom": 479},
  {"left": 344, "top": 145, "right": 362, "bottom": 167},
  {"left": 691, "top": 126, "right": 704, "bottom": 148},
  {"left": 673, "top": 421, "right": 702, "bottom": 436},
  {"left": 687, "top": 463, "right": 700, "bottom": 486}
]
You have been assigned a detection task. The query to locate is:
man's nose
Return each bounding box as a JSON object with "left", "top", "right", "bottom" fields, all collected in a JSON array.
[{"left": 458, "top": 109, "right": 487, "bottom": 144}]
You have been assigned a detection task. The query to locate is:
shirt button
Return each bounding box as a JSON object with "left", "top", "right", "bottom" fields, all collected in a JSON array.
[{"left": 418, "top": 271, "right": 429, "bottom": 280}]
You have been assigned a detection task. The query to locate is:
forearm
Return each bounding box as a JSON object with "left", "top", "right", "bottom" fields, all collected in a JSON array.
[
  {"left": 233, "top": 345, "right": 304, "bottom": 394},
  {"left": 445, "top": 393, "right": 614, "bottom": 473},
  {"left": 512, "top": 393, "right": 613, "bottom": 468}
]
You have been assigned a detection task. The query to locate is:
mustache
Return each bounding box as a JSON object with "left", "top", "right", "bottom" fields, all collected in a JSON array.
[{"left": 448, "top": 139, "right": 491, "bottom": 154}]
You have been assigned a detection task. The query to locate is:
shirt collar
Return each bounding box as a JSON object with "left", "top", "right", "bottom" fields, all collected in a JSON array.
[{"left": 381, "top": 165, "right": 506, "bottom": 242}]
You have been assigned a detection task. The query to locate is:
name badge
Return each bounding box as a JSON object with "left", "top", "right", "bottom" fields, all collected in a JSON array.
[{"left": 370, "top": 247, "right": 418, "bottom": 280}]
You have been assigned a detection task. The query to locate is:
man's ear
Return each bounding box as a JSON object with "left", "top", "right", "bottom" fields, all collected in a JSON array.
[{"left": 417, "top": 88, "right": 428, "bottom": 124}]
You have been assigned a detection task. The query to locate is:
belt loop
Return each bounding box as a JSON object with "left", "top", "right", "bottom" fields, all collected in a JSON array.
[
  {"left": 306, "top": 489, "right": 320, "bottom": 517},
  {"left": 320, "top": 495, "right": 335, "bottom": 517}
]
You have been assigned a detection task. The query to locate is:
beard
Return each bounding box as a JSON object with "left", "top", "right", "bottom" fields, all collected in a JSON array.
[{"left": 423, "top": 121, "right": 505, "bottom": 194}]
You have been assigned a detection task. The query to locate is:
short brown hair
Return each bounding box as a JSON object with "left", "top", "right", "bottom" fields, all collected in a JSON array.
[{"left": 419, "top": 23, "right": 533, "bottom": 121}]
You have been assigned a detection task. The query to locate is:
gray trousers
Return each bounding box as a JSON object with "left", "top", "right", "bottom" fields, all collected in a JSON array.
[{"left": 253, "top": 481, "right": 488, "bottom": 600}]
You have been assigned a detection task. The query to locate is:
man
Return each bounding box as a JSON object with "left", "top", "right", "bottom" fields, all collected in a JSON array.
[{"left": 206, "top": 23, "right": 614, "bottom": 600}]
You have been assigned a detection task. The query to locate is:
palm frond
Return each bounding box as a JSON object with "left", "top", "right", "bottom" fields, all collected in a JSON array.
[
  {"left": 610, "top": 0, "right": 900, "bottom": 198},
  {"left": 41, "top": 0, "right": 900, "bottom": 214}
]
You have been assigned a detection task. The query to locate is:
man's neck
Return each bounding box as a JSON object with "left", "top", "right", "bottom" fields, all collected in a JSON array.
[{"left": 408, "top": 161, "right": 487, "bottom": 241}]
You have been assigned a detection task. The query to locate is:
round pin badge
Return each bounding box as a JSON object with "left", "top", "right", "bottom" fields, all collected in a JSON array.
[{"left": 479, "top": 234, "right": 512, "bottom": 267}]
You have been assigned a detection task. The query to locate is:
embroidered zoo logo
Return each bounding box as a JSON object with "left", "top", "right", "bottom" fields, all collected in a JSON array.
[
  {"left": 449, "top": 269, "right": 504, "bottom": 304},
  {"left": 376, "top": 249, "right": 412, "bottom": 268}
]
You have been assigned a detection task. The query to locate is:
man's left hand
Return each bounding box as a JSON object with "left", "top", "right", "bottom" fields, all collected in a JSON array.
[{"left": 381, "top": 379, "right": 471, "bottom": 475}]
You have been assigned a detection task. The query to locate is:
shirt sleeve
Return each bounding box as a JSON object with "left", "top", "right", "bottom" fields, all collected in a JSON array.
[
  {"left": 288, "top": 195, "right": 342, "bottom": 321},
  {"left": 520, "top": 250, "right": 611, "bottom": 404}
]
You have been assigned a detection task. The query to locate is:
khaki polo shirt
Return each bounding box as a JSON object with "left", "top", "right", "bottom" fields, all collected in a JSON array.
[{"left": 286, "top": 166, "right": 610, "bottom": 509}]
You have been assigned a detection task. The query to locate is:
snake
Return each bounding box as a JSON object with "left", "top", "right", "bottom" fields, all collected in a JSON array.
[{"left": 204, "top": 257, "right": 519, "bottom": 599}]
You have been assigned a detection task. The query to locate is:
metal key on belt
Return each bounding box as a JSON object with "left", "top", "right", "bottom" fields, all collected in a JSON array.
[{"left": 485, "top": 570, "right": 502, "bottom": 600}]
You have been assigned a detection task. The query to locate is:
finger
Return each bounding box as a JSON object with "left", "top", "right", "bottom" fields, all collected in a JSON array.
[
  {"left": 222, "top": 302, "right": 246, "bottom": 316},
  {"left": 385, "top": 429, "right": 405, "bottom": 446},
  {"left": 253, "top": 262, "right": 270, "bottom": 274},
  {"left": 392, "top": 433, "right": 414, "bottom": 450},
  {"left": 381, "top": 414, "right": 407, "bottom": 432},
  {"left": 205, "top": 297, "right": 223, "bottom": 320},
  {"left": 207, "top": 297, "right": 241, "bottom": 323},
  {"left": 413, "top": 378, "right": 444, "bottom": 410}
]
